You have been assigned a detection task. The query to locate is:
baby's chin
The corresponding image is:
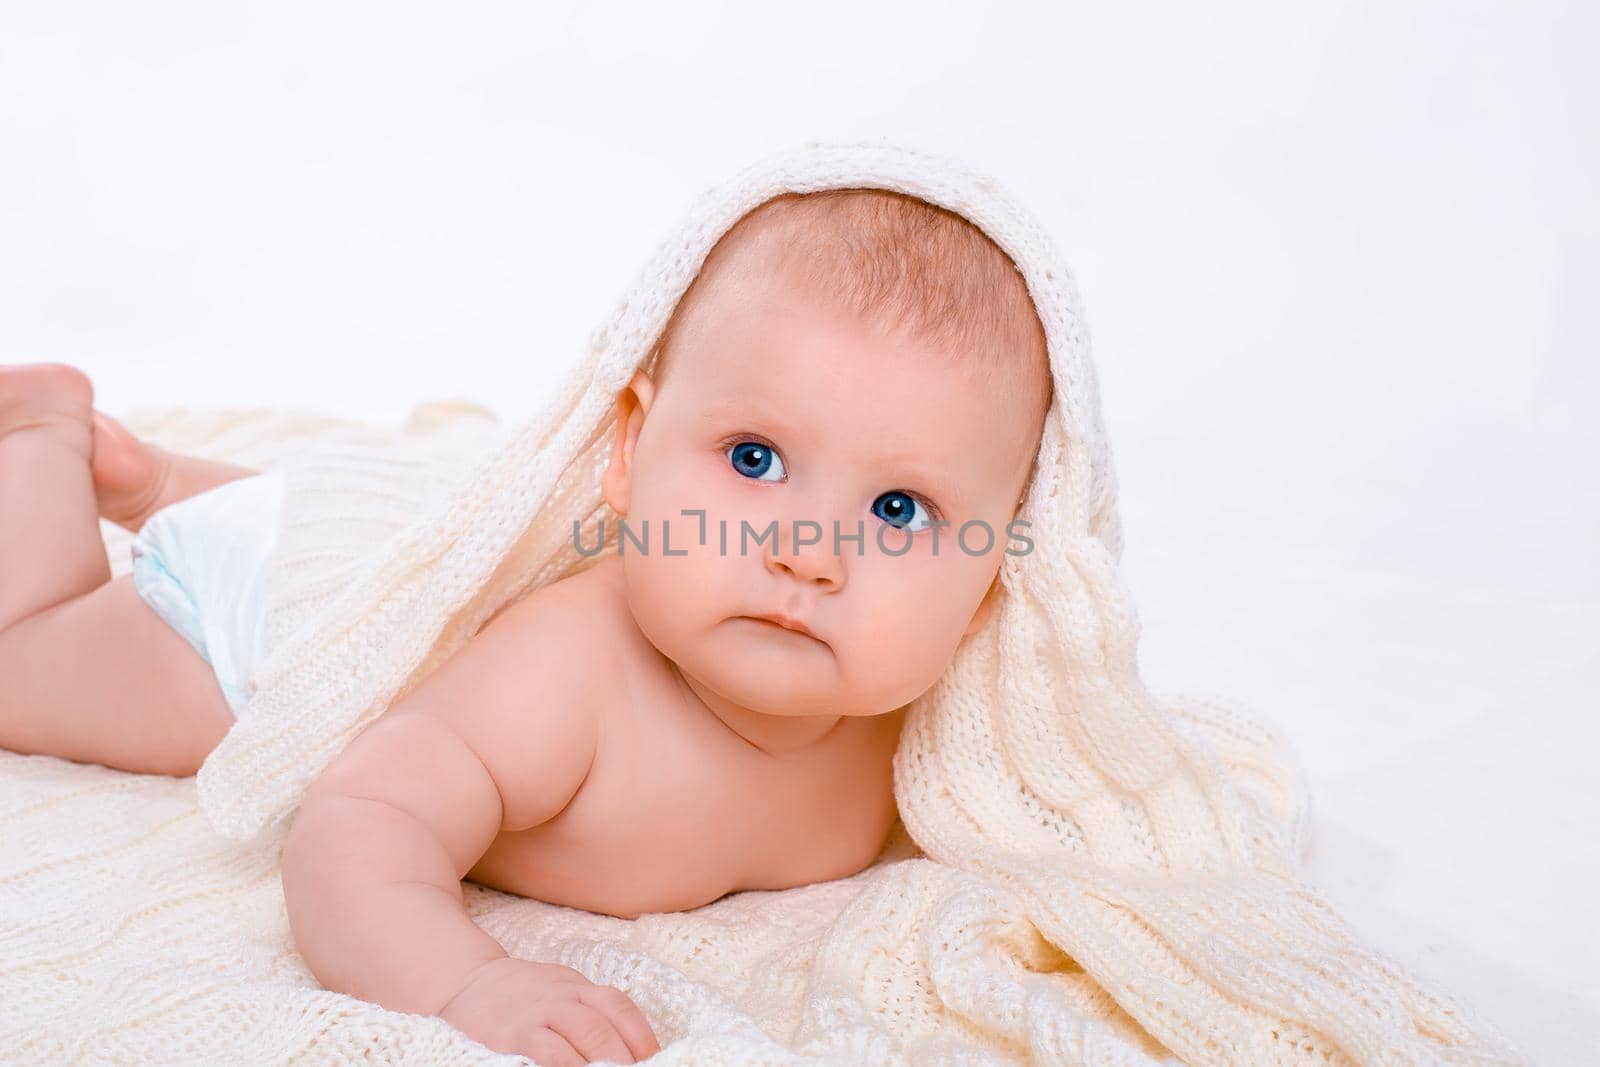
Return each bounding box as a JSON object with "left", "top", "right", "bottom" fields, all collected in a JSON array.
[
  {"left": 681, "top": 616, "right": 949, "bottom": 719},
  {"left": 678, "top": 618, "right": 848, "bottom": 717}
]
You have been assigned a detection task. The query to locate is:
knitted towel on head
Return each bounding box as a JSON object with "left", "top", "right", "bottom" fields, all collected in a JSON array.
[{"left": 188, "top": 141, "right": 1526, "bottom": 1065}]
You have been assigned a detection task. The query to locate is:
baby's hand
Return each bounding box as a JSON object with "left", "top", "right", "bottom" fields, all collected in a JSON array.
[{"left": 437, "top": 956, "right": 661, "bottom": 1065}]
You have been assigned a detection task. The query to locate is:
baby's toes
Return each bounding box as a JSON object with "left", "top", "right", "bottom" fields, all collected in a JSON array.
[{"left": 90, "top": 410, "right": 170, "bottom": 527}]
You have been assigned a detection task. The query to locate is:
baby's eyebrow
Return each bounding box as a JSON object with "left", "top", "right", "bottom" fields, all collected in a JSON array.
[
  {"left": 697, "top": 397, "right": 793, "bottom": 433},
  {"left": 698, "top": 398, "right": 842, "bottom": 461},
  {"left": 884, "top": 463, "right": 969, "bottom": 514}
]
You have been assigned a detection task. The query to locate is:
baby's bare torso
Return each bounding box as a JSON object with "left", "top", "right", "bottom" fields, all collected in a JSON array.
[{"left": 381, "top": 554, "right": 904, "bottom": 920}]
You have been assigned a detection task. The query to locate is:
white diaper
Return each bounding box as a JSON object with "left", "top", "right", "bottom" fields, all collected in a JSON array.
[{"left": 129, "top": 467, "right": 287, "bottom": 718}]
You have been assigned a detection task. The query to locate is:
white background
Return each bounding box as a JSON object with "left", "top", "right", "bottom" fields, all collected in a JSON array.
[{"left": 3, "top": 2, "right": 1595, "bottom": 1061}]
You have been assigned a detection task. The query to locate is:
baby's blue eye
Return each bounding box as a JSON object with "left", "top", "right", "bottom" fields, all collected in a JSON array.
[
  {"left": 727, "top": 441, "right": 934, "bottom": 531},
  {"left": 872, "top": 491, "right": 932, "bottom": 533},
  {"left": 728, "top": 440, "right": 785, "bottom": 482}
]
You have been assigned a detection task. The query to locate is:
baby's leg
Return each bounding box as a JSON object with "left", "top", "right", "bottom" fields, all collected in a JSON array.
[
  {"left": 0, "top": 577, "right": 233, "bottom": 776},
  {"left": 90, "top": 409, "right": 259, "bottom": 532},
  {"left": 0, "top": 363, "right": 233, "bottom": 776}
]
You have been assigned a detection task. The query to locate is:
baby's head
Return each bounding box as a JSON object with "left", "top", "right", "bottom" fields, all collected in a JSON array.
[{"left": 602, "top": 188, "right": 1051, "bottom": 726}]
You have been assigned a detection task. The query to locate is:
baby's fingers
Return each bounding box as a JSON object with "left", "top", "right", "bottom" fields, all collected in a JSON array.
[
  {"left": 576, "top": 984, "right": 661, "bottom": 1062},
  {"left": 546, "top": 1000, "right": 641, "bottom": 1065},
  {"left": 520, "top": 1028, "right": 585, "bottom": 1067}
]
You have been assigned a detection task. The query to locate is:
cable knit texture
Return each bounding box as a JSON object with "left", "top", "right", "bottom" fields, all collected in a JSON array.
[{"left": 0, "top": 141, "right": 1528, "bottom": 1065}]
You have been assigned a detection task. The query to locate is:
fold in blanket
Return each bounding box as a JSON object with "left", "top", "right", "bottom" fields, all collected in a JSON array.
[{"left": 41, "top": 142, "right": 1526, "bottom": 1064}]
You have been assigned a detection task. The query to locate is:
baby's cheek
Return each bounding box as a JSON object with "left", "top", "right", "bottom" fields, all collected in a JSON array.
[
  {"left": 851, "top": 560, "right": 969, "bottom": 683},
  {"left": 848, "top": 619, "right": 955, "bottom": 713},
  {"left": 645, "top": 467, "right": 740, "bottom": 549}
]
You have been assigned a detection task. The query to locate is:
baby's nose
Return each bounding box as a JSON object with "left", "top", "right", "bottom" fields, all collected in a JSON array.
[{"left": 763, "top": 517, "right": 846, "bottom": 589}]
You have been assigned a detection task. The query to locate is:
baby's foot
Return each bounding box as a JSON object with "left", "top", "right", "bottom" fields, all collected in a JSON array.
[
  {"left": 90, "top": 409, "right": 261, "bottom": 531},
  {"left": 0, "top": 363, "right": 95, "bottom": 462},
  {"left": 88, "top": 409, "right": 176, "bottom": 531}
]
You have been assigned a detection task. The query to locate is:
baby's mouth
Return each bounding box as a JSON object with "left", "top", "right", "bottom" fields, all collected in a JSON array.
[{"left": 739, "top": 614, "right": 826, "bottom": 644}]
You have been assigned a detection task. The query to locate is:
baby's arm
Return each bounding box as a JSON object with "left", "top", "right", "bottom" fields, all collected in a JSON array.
[{"left": 279, "top": 596, "right": 659, "bottom": 1065}]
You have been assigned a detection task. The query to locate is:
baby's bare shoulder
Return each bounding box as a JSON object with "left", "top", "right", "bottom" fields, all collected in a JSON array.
[
  {"left": 490, "top": 559, "right": 624, "bottom": 660},
  {"left": 392, "top": 565, "right": 622, "bottom": 833}
]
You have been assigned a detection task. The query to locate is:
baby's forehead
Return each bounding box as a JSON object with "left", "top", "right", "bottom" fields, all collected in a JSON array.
[
  {"left": 670, "top": 284, "right": 1043, "bottom": 504},
  {"left": 652, "top": 189, "right": 1052, "bottom": 451}
]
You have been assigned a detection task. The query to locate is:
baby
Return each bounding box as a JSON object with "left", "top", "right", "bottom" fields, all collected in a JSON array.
[{"left": 0, "top": 189, "right": 1051, "bottom": 1065}]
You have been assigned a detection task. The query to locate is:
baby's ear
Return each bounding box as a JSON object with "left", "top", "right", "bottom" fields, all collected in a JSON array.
[{"left": 601, "top": 369, "right": 657, "bottom": 515}]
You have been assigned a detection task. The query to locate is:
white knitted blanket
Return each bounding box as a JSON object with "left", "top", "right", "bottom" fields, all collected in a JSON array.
[{"left": 0, "top": 142, "right": 1530, "bottom": 1065}]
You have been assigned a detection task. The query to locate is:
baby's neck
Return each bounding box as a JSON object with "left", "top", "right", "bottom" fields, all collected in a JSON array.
[{"left": 665, "top": 658, "right": 845, "bottom": 757}]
